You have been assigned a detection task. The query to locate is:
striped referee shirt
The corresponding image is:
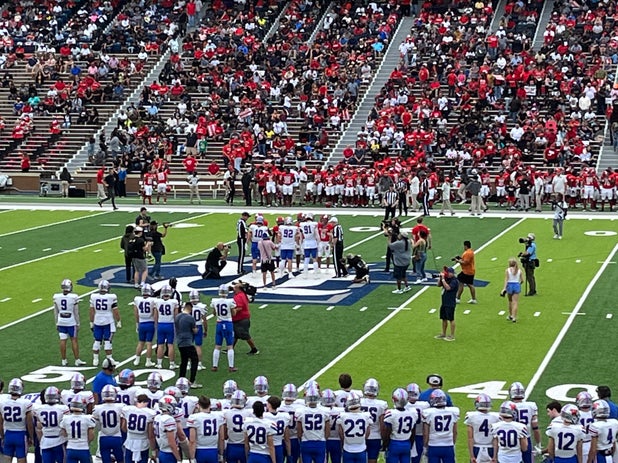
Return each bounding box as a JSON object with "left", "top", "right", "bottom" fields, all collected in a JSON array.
[
  {"left": 237, "top": 218, "right": 248, "bottom": 240},
  {"left": 333, "top": 224, "right": 344, "bottom": 242},
  {"left": 384, "top": 190, "right": 398, "bottom": 206}
]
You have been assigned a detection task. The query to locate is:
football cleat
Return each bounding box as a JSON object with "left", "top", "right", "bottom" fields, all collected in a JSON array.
[
  {"left": 321, "top": 389, "right": 336, "bottom": 407},
  {"left": 561, "top": 404, "right": 580, "bottom": 424},
  {"left": 176, "top": 378, "right": 191, "bottom": 396},
  {"left": 147, "top": 372, "right": 163, "bottom": 391},
  {"left": 101, "top": 384, "right": 118, "bottom": 402},
  {"left": 223, "top": 380, "right": 238, "bottom": 398},
  {"left": 70, "top": 373, "right": 86, "bottom": 391},
  {"left": 254, "top": 375, "right": 269, "bottom": 394},
  {"left": 576, "top": 391, "right": 593, "bottom": 410},
  {"left": 392, "top": 388, "right": 408, "bottom": 409},
  {"left": 117, "top": 369, "right": 135, "bottom": 387},
  {"left": 509, "top": 382, "right": 526, "bottom": 400},
  {"left": 230, "top": 390, "right": 247, "bottom": 408},
  {"left": 363, "top": 378, "right": 379, "bottom": 397},
  {"left": 499, "top": 401, "right": 518, "bottom": 419},
  {"left": 429, "top": 389, "right": 447, "bottom": 408},
  {"left": 406, "top": 383, "right": 421, "bottom": 402},
  {"left": 158, "top": 395, "right": 177, "bottom": 414},
  {"left": 282, "top": 384, "right": 298, "bottom": 400},
  {"left": 61, "top": 279, "right": 73, "bottom": 292},
  {"left": 346, "top": 392, "right": 362, "bottom": 410},
  {"left": 592, "top": 400, "right": 610, "bottom": 419},
  {"left": 475, "top": 393, "right": 492, "bottom": 411},
  {"left": 98, "top": 280, "right": 110, "bottom": 293},
  {"left": 44, "top": 386, "right": 60, "bottom": 405}
]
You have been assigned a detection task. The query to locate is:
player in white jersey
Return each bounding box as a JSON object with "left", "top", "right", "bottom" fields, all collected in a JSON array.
[
  {"left": 321, "top": 389, "right": 343, "bottom": 463},
  {"left": 491, "top": 401, "right": 529, "bottom": 463},
  {"left": 155, "top": 285, "right": 179, "bottom": 369},
  {"left": 218, "top": 380, "right": 239, "bottom": 411},
  {"left": 360, "top": 378, "right": 387, "bottom": 463},
  {"left": 89, "top": 280, "right": 121, "bottom": 366},
  {"left": 35, "top": 386, "right": 69, "bottom": 463},
  {"left": 121, "top": 393, "right": 156, "bottom": 463},
  {"left": 296, "top": 386, "right": 331, "bottom": 463},
  {"left": 334, "top": 373, "right": 363, "bottom": 409},
  {"left": 245, "top": 400, "right": 277, "bottom": 463},
  {"left": 464, "top": 394, "right": 501, "bottom": 463},
  {"left": 59, "top": 396, "right": 96, "bottom": 463},
  {"left": 264, "top": 396, "right": 292, "bottom": 463},
  {"left": 53, "top": 278, "right": 86, "bottom": 366},
  {"left": 280, "top": 384, "right": 304, "bottom": 463},
  {"left": 247, "top": 376, "right": 271, "bottom": 410},
  {"left": 422, "top": 389, "right": 460, "bottom": 463},
  {"left": 133, "top": 284, "right": 157, "bottom": 367},
  {"left": 189, "top": 290, "right": 209, "bottom": 370},
  {"left": 135, "top": 372, "right": 164, "bottom": 409},
  {"left": 223, "top": 390, "right": 251, "bottom": 463},
  {"left": 383, "top": 389, "right": 417, "bottom": 463},
  {"left": 249, "top": 216, "right": 271, "bottom": 274},
  {"left": 175, "top": 378, "right": 199, "bottom": 438},
  {"left": 116, "top": 369, "right": 138, "bottom": 406},
  {"left": 589, "top": 400, "right": 618, "bottom": 463},
  {"left": 406, "top": 383, "right": 429, "bottom": 463},
  {"left": 153, "top": 395, "right": 183, "bottom": 463},
  {"left": 509, "top": 382, "right": 540, "bottom": 463},
  {"left": 299, "top": 213, "right": 320, "bottom": 276},
  {"left": 61, "top": 373, "right": 95, "bottom": 414},
  {"left": 577, "top": 391, "right": 595, "bottom": 463},
  {"left": 92, "top": 385, "right": 124, "bottom": 463},
  {"left": 546, "top": 404, "right": 584, "bottom": 463},
  {"left": 188, "top": 396, "right": 225, "bottom": 463},
  {"left": 338, "top": 392, "right": 373, "bottom": 463},
  {"left": 278, "top": 217, "right": 299, "bottom": 276},
  {"left": 210, "top": 285, "right": 238, "bottom": 373}
]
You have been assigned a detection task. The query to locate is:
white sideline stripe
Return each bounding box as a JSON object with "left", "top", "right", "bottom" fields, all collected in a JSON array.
[
  {"left": 0, "top": 211, "right": 109, "bottom": 238},
  {"left": 259, "top": 304, "right": 268, "bottom": 309},
  {"left": 463, "top": 309, "right": 471, "bottom": 314},
  {"left": 326, "top": 306, "right": 334, "bottom": 311},
  {"left": 498, "top": 311, "right": 506, "bottom": 316},
  {"left": 31, "top": 298, "right": 42, "bottom": 303},
  {"left": 607, "top": 314, "right": 613, "bottom": 319},
  {"left": 428, "top": 308, "right": 436, "bottom": 314},
  {"left": 534, "top": 312, "right": 541, "bottom": 317},
  {"left": 18, "top": 247, "right": 26, "bottom": 251},
  {"left": 343, "top": 215, "right": 422, "bottom": 252},
  {"left": 525, "top": 243, "right": 618, "bottom": 400},
  {"left": 292, "top": 305, "right": 301, "bottom": 310},
  {"left": 359, "top": 306, "right": 368, "bottom": 312},
  {"left": 300, "top": 217, "right": 527, "bottom": 390},
  {"left": 0, "top": 213, "right": 215, "bottom": 331}
]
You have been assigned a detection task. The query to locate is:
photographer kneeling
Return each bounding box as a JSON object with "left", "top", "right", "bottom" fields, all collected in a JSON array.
[
  {"left": 346, "top": 254, "right": 370, "bottom": 283},
  {"left": 202, "top": 242, "right": 230, "bottom": 279},
  {"left": 518, "top": 233, "right": 538, "bottom": 296}
]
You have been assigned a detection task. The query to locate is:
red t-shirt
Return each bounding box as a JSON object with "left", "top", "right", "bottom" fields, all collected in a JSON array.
[{"left": 232, "top": 291, "right": 250, "bottom": 321}]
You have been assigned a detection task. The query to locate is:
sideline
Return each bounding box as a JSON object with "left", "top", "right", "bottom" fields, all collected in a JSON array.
[
  {"left": 524, "top": 242, "right": 618, "bottom": 399},
  {"left": 0, "top": 211, "right": 110, "bottom": 238},
  {"left": 299, "top": 217, "right": 527, "bottom": 389}
]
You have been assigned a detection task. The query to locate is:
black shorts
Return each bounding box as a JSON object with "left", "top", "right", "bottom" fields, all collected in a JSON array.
[
  {"left": 261, "top": 261, "right": 275, "bottom": 272},
  {"left": 356, "top": 267, "right": 369, "bottom": 278},
  {"left": 233, "top": 318, "right": 251, "bottom": 340},
  {"left": 440, "top": 305, "right": 455, "bottom": 321},
  {"left": 457, "top": 272, "right": 474, "bottom": 285},
  {"left": 393, "top": 265, "right": 409, "bottom": 280}
]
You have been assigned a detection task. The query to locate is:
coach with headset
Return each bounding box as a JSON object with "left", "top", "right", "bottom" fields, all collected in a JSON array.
[{"left": 418, "top": 374, "right": 454, "bottom": 406}]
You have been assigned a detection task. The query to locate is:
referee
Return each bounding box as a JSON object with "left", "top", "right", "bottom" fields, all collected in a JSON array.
[
  {"left": 236, "top": 212, "right": 250, "bottom": 275},
  {"left": 383, "top": 184, "right": 398, "bottom": 220},
  {"left": 330, "top": 217, "right": 347, "bottom": 278}
]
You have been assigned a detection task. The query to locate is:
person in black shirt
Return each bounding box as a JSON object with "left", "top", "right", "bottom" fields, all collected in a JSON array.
[
  {"left": 236, "top": 212, "right": 250, "bottom": 275},
  {"left": 148, "top": 221, "right": 168, "bottom": 280},
  {"left": 202, "top": 242, "right": 229, "bottom": 279},
  {"left": 131, "top": 227, "right": 151, "bottom": 288},
  {"left": 382, "top": 217, "right": 401, "bottom": 273},
  {"left": 346, "top": 254, "right": 369, "bottom": 283},
  {"left": 397, "top": 177, "right": 409, "bottom": 216},
  {"left": 330, "top": 217, "right": 347, "bottom": 278},
  {"left": 98, "top": 167, "right": 118, "bottom": 210}
]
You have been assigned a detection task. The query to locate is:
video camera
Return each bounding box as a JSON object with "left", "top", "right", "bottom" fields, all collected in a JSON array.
[
  {"left": 451, "top": 255, "right": 461, "bottom": 262},
  {"left": 518, "top": 237, "right": 531, "bottom": 244},
  {"left": 162, "top": 222, "right": 172, "bottom": 228},
  {"left": 235, "top": 280, "right": 257, "bottom": 302}
]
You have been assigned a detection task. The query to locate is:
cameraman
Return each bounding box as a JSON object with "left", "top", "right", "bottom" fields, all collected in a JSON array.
[
  {"left": 454, "top": 240, "right": 477, "bottom": 304},
  {"left": 202, "top": 242, "right": 229, "bottom": 279},
  {"left": 148, "top": 221, "right": 169, "bottom": 280},
  {"left": 519, "top": 233, "right": 538, "bottom": 296},
  {"left": 232, "top": 281, "right": 259, "bottom": 355},
  {"left": 382, "top": 217, "right": 401, "bottom": 273}
]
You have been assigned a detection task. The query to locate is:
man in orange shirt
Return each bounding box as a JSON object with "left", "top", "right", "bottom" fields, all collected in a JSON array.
[{"left": 454, "top": 240, "right": 477, "bottom": 304}]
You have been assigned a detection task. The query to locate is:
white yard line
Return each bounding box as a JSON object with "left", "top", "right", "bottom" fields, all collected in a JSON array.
[
  {"left": 0, "top": 211, "right": 110, "bottom": 238},
  {"left": 524, "top": 242, "right": 618, "bottom": 399}
]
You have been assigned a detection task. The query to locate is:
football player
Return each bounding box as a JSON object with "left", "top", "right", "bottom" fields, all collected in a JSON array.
[
  {"left": 299, "top": 213, "right": 320, "bottom": 277},
  {"left": 120, "top": 394, "right": 156, "bottom": 463},
  {"left": 491, "top": 401, "right": 528, "bottom": 463},
  {"left": 338, "top": 392, "right": 373, "bottom": 463},
  {"left": 244, "top": 401, "right": 277, "bottom": 463},
  {"left": 422, "top": 389, "right": 460, "bottom": 463},
  {"left": 264, "top": 396, "right": 292, "bottom": 463},
  {"left": 545, "top": 403, "right": 584, "bottom": 463},
  {"left": 116, "top": 369, "right": 138, "bottom": 406},
  {"left": 189, "top": 289, "right": 208, "bottom": 371},
  {"left": 176, "top": 378, "right": 199, "bottom": 439},
  {"left": 35, "top": 386, "right": 69, "bottom": 463},
  {"left": 577, "top": 391, "right": 594, "bottom": 463},
  {"left": 211, "top": 284, "right": 238, "bottom": 372},
  {"left": 382, "top": 388, "right": 417, "bottom": 463},
  {"left": 92, "top": 385, "right": 124, "bottom": 463},
  {"left": 406, "top": 383, "right": 429, "bottom": 463},
  {"left": 53, "top": 278, "right": 86, "bottom": 366},
  {"left": 280, "top": 384, "right": 303, "bottom": 463},
  {"left": 295, "top": 386, "right": 330, "bottom": 463},
  {"left": 155, "top": 285, "right": 179, "bottom": 370},
  {"left": 361, "top": 378, "right": 387, "bottom": 463},
  {"left": 588, "top": 400, "right": 618, "bottom": 463},
  {"left": 223, "top": 390, "right": 250, "bottom": 463},
  {"left": 59, "top": 397, "right": 96, "bottom": 463},
  {"left": 509, "top": 382, "right": 540, "bottom": 463},
  {"left": 464, "top": 394, "right": 500, "bottom": 463},
  {"left": 316, "top": 215, "right": 333, "bottom": 272},
  {"left": 219, "top": 380, "right": 239, "bottom": 411},
  {"left": 61, "top": 374, "right": 95, "bottom": 414},
  {"left": 247, "top": 376, "right": 270, "bottom": 409},
  {"left": 187, "top": 396, "right": 225, "bottom": 463},
  {"left": 153, "top": 396, "right": 183, "bottom": 463},
  {"left": 135, "top": 372, "right": 164, "bottom": 409},
  {"left": 133, "top": 284, "right": 157, "bottom": 368},
  {"left": 277, "top": 216, "right": 299, "bottom": 277},
  {"left": 322, "top": 389, "right": 343, "bottom": 463},
  {"left": 334, "top": 374, "right": 363, "bottom": 409},
  {"left": 248, "top": 216, "right": 270, "bottom": 274},
  {"left": 89, "top": 280, "right": 121, "bottom": 366}
]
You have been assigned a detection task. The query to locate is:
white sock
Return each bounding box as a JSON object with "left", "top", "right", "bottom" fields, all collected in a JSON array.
[
  {"left": 212, "top": 349, "right": 220, "bottom": 367},
  {"left": 304, "top": 257, "right": 309, "bottom": 273},
  {"left": 157, "top": 358, "right": 162, "bottom": 367},
  {"left": 313, "top": 261, "right": 318, "bottom": 272},
  {"left": 227, "top": 349, "right": 235, "bottom": 368}
]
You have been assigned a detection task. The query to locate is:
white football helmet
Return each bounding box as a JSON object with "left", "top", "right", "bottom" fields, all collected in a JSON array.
[
  {"left": 346, "top": 392, "right": 362, "bottom": 410},
  {"left": 282, "top": 384, "right": 297, "bottom": 400},
  {"left": 141, "top": 284, "right": 153, "bottom": 297},
  {"left": 176, "top": 378, "right": 191, "bottom": 396},
  {"left": 223, "top": 380, "right": 238, "bottom": 398},
  {"left": 304, "top": 380, "right": 320, "bottom": 392},
  {"left": 304, "top": 386, "right": 321, "bottom": 407},
  {"left": 8, "top": 378, "right": 23, "bottom": 396},
  {"left": 509, "top": 382, "right": 525, "bottom": 400},
  {"left": 392, "top": 388, "right": 408, "bottom": 409},
  {"left": 592, "top": 400, "right": 610, "bottom": 419},
  {"left": 499, "top": 401, "right": 518, "bottom": 419},
  {"left": 190, "top": 289, "right": 201, "bottom": 302},
  {"left": 70, "top": 397, "right": 88, "bottom": 413},
  {"left": 158, "top": 395, "right": 177, "bottom": 414},
  {"left": 147, "top": 372, "right": 162, "bottom": 392},
  {"left": 285, "top": 216, "right": 293, "bottom": 225},
  {"left": 254, "top": 376, "right": 269, "bottom": 394},
  {"left": 160, "top": 285, "right": 172, "bottom": 298},
  {"left": 576, "top": 391, "right": 593, "bottom": 410},
  {"left": 321, "top": 389, "right": 336, "bottom": 407},
  {"left": 98, "top": 280, "right": 110, "bottom": 293},
  {"left": 217, "top": 285, "right": 229, "bottom": 297},
  {"left": 475, "top": 393, "right": 492, "bottom": 411},
  {"left": 71, "top": 373, "right": 85, "bottom": 391},
  {"left": 364, "top": 378, "right": 379, "bottom": 397},
  {"left": 230, "top": 390, "right": 247, "bottom": 408},
  {"left": 101, "top": 385, "right": 118, "bottom": 402},
  {"left": 117, "top": 369, "right": 135, "bottom": 387},
  {"left": 164, "top": 386, "right": 182, "bottom": 400},
  {"left": 429, "top": 389, "right": 447, "bottom": 408},
  {"left": 44, "top": 386, "right": 60, "bottom": 405},
  {"left": 305, "top": 212, "right": 314, "bottom": 220},
  {"left": 61, "top": 279, "right": 73, "bottom": 292},
  {"left": 561, "top": 404, "right": 580, "bottom": 424},
  {"left": 406, "top": 383, "right": 421, "bottom": 402}
]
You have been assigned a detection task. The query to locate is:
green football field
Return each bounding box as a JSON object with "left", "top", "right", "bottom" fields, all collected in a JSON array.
[{"left": 0, "top": 198, "right": 617, "bottom": 460}]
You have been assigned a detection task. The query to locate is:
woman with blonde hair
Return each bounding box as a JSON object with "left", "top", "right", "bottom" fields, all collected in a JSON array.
[{"left": 502, "top": 258, "right": 524, "bottom": 322}]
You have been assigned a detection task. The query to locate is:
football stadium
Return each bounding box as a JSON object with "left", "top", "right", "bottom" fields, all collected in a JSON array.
[{"left": 1, "top": 0, "right": 618, "bottom": 462}]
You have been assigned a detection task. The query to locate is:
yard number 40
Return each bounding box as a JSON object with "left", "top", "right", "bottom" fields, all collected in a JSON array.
[{"left": 448, "top": 381, "right": 599, "bottom": 402}]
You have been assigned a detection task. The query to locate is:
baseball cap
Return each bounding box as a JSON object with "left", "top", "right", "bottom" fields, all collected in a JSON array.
[
  {"left": 242, "top": 211, "right": 251, "bottom": 217},
  {"left": 443, "top": 266, "right": 455, "bottom": 273},
  {"left": 150, "top": 220, "right": 158, "bottom": 226},
  {"left": 134, "top": 226, "right": 143, "bottom": 232},
  {"left": 427, "top": 374, "right": 443, "bottom": 386},
  {"left": 101, "top": 358, "right": 115, "bottom": 370}
]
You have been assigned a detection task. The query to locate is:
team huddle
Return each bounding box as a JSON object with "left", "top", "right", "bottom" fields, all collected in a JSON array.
[{"left": 2, "top": 374, "right": 615, "bottom": 463}]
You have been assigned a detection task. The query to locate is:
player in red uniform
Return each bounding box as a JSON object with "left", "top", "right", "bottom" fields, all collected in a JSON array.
[{"left": 599, "top": 168, "right": 616, "bottom": 211}]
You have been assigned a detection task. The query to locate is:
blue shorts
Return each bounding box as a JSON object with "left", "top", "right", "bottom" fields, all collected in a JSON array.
[
  {"left": 366, "top": 439, "right": 381, "bottom": 460},
  {"left": 554, "top": 456, "right": 577, "bottom": 463},
  {"left": 281, "top": 249, "right": 294, "bottom": 260},
  {"left": 227, "top": 443, "right": 247, "bottom": 463},
  {"left": 595, "top": 452, "right": 613, "bottom": 463},
  {"left": 274, "top": 445, "right": 284, "bottom": 463},
  {"left": 3, "top": 430, "right": 27, "bottom": 458},
  {"left": 304, "top": 248, "right": 317, "bottom": 259},
  {"left": 472, "top": 447, "right": 494, "bottom": 461},
  {"left": 196, "top": 448, "right": 218, "bottom": 463},
  {"left": 412, "top": 435, "right": 424, "bottom": 463},
  {"left": 159, "top": 451, "right": 176, "bottom": 463},
  {"left": 251, "top": 243, "right": 260, "bottom": 260},
  {"left": 343, "top": 450, "right": 367, "bottom": 463},
  {"left": 288, "top": 438, "right": 301, "bottom": 463},
  {"left": 195, "top": 325, "right": 204, "bottom": 346},
  {"left": 138, "top": 322, "right": 155, "bottom": 342},
  {"left": 522, "top": 438, "right": 532, "bottom": 463},
  {"left": 215, "top": 321, "right": 234, "bottom": 346},
  {"left": 326, "top": 440, "right": 342, "bottom": 463},
  {"left": 386, "top": 439, "right": 411, "bottom": 463},
  {"left": 300, "top": 440, "right": 326, "bottom": 463},
  {"left": 66, "top": 449, "right": 91, "bottom": 463},
  {"left": 427, "top": 445, "right": 455, "bottom": 463},
  {"left": 57, "top": 325, "right": 76, "bottom": 338},
  {"left": 248, "top": 454, "right": 271, "bottom": 463},
  {"left": 93, "top": 324, "right": 111, "bottom": 341},
  {"left": 157, "top": 323, "right": 175, "bottom": 344},
  {"left": 42, "top": 443, "right": 65, "bottom": 463},
  {"left": 100, "top": 435, "right": 124, "bottom": 463},
  {"left": 506, "top": 282, "right": 521, "bottom": 295}
]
